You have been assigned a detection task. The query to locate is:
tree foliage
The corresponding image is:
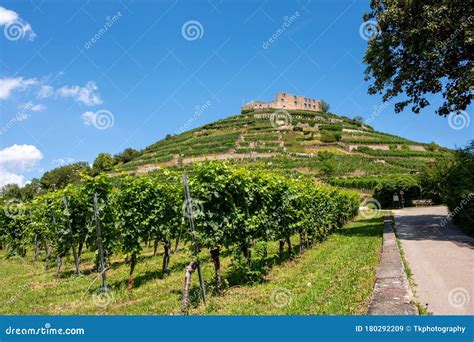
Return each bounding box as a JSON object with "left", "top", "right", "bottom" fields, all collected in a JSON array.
[
  {"left": 92, "top": 153, "right": 115, "bottom": 176},
  {"left": 320, "top": 100, "right": 330, "bottom": 112},
  {"left": 363, "top": 0, "right": 473, "bottom": 115},
  {"left": 40, "top": 162, "right": 91, "bottom": 191},
  {"left": 420, "top": 141, "right": 474, "bottom": 235}
]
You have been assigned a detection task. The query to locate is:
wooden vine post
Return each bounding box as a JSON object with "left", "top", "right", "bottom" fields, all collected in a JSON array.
[
  {"left": 93, "top": 193, "right": 108, "bottom": 290},
  {"left": 62, "top": 197, "right": 80, "bottom": 275},
  {"left": 182, "top": 174, "right": 206, "bottom": 310}
]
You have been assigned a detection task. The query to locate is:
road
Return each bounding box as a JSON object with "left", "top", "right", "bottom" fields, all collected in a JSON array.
[{"left": 393, "top": 206, "right": 474, "bottom": 315}]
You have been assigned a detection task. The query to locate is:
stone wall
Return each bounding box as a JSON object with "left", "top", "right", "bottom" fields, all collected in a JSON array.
[{"left": 242, "top": 91, "right": 323, "bottom": 112}]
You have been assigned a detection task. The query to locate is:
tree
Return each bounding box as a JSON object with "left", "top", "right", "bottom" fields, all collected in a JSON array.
[
  {"left": 21, "top": 179, "right": 43, "bottom": 200},
  {"left": 363, "top": 0, "right": 473, "bottom": 115},
  {"left": 0, "top": 184, "right": 22, "bottom": 200},
  {"left": 40, "top": 162, "right": 90, "bottom": 191},
  {"left": 114, "top": 148, "right": 139, "bottom": 164},
  {"left": 92, "top": 153, "right": 115, "bottom": 175},
  {"left": 420, "top": 141, "right": 474, "bottom": 235},
  {"left": 320, "top": 100, "right": 330, "bottom": 112}
]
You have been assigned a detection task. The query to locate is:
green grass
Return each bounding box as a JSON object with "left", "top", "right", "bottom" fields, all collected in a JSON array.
[{"left": 0, "top": 214, "right": 383, "bottom": 315}]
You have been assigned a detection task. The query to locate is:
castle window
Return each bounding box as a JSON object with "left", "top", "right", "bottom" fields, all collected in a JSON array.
[
  {"left": 294, "top": 95, "right": 297, "bottom": 99},
  {"left": 283, "top": 93, "right": 286, "bottom": 96},
  {"left": 294, "top": 101, "right": 297, "bottom": 104},
  {"left": 281, "top": 98, "right": 284, "bottom": 101}
]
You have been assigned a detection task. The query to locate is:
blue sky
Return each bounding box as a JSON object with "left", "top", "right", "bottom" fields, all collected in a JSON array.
[{"left": 0, "top": 0, "right": 472, "bottom": 186}]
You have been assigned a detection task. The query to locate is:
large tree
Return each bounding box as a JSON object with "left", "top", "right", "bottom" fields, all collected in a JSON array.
[{"left": 363, "top": 0, "right": 473, "bottom": 115}]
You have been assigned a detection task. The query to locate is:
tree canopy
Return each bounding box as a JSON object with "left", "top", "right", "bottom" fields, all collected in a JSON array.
[{"left": 363, "top": 0, "right": 473, "bottom": 115}]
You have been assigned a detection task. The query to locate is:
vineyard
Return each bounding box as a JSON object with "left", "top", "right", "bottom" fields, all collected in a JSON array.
[
  {"left": 108, "top": 109, "right": 452, "bottom": 196},
  {"left": 0, "top": 161, "right": 363, "bottom": 314}
]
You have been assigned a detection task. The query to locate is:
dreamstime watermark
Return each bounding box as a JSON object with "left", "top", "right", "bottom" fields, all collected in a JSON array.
[
  {"left": 359, "top": 20, "right": 380, "bottom": 41},
  {"left": 436, "top": 15, "right": 473, "bottom": 51},
  {"left": 3, "top": 19, "right": 35, "bottom": 41},
  {"left": 3, "top": 198, "right": 27, "bottom": 219},
  {"left": 262, "top": 11, "right": 300, "bottom": 49},
  {"left": 365, "top": 101, "right": 390, "bottom": 126},
  {"left": 359, "top": 198, "right": 381, "bottom": 219},
  {"left": 270, "top": 109, "right": 292, "bottom": 128},
  {"left": 0, "top": 102, "right": 35, "bottom": 135},
  {"left": 182, "top": 198, "right": 204, "bottom": 219},
  {"left": 4, "top": 283, "right": 31, "bottom": 306},
  {"left": 92, "top": 287, "right": 115, "bottom": 308},
  {"left": 270, "top": 287, "right": 292, "bottom": 308},
  {"left": 5, "top": 323, "right": 85, "bottom": 336},
  {"left": 447, "top": 110, "right": 470, "bottom": 130},
  {"left": 84, "top": 11, "right": 123, "bottom": 49},
  {"left": 83, "top": 109, "right": 115, "bottom": 130},
  {"left": 440, "top": 193, "right": 473, "bottom": 227},
  {"left": 448, "top": 287, "right": 470, "bottom": 308},
  {"left": 174, "top": 100, "right": 212, "bottom": 135},
  {"left": 181, "top": 20, "right": 204, "bottom": 41}
]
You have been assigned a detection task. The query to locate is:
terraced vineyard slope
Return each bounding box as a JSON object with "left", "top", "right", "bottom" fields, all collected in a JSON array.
[{"left": 115, "top": 109, "right": 451, "bottom": 186}]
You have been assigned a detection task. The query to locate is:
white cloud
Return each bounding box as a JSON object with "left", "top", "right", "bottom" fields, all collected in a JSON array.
[
  {"left": 0, "top": 77, "right": 37, "bottom": 100},
  {"left": 0, "top": 144, "right": 43, "bottom": 187},
  {"left": 0, "top": 171, "right": 25, "bottom": 187},
  {"left": 18, "top": 102, "right": 46, "bottom": 112},
  {"left": 52, "top": 157, "right": 74, "bottom": 167},
  {"left": 0, "top": 6, "right": 36, "bottom": 41},
  {"left": 81, "top": 111, "right": 96, "bottom": 126},
  {"left": 30, "top": 103, "right": 46, "bottom": 112},
  {"left": 57, "top": 81, "right": 102, "bottom": 106},
  {"left": 37, "top": 85, "right": 54, "bottom": 99},
  {"left": 0, "top": 144, "right": 43, "bottom": 170},
  {"left": 0, "top": 6, "right": 17, "bottom": 24}
]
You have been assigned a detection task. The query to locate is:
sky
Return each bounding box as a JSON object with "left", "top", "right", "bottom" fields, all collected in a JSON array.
[{"left": 0, "top": 0, "right": 472, "bottom": 187}]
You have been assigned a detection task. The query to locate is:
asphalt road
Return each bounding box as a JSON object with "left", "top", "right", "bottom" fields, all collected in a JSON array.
[{"left": 393, "top": 206, "right": 474, "bottom": 315}]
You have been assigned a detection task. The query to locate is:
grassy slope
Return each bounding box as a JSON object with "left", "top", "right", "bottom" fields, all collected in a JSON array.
[{"left": 0, "top": 214, "right": 383, "bottom": 315}]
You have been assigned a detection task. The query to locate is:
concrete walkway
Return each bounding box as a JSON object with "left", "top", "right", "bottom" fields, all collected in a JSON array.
[
  {"left": 393, "top": 206, "right": 474, "bottom": 315},
  {"left": 367, "top": 217, "right": 418, "bottom": 315}
]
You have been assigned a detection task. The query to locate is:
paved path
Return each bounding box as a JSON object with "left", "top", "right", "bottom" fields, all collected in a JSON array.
[
  {"left": 393, "top": 206, "right": 474, "bottom": 315},
  {"left": 367, "top": 217, "right": 418, "bottom": 315}
]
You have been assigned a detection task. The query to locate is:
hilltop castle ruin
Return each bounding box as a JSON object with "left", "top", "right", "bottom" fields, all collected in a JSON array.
[{"left": 242, "top": 91, "right": 323, "bottom": 112}]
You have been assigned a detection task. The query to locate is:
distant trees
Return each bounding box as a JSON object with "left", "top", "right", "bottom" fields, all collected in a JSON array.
[
  {"left": 93, "top": 148, "right": 140, "bottom": 175},
  {"left": 363, "top": 0, "right": 473, "bottom": 115},
  {"left": 0, "top": 184, "right": 22, "bottom": 200},
  {"left": 113, "top": 148, "right": 139, "bottom": 164},
  {"left": 40, "top": 162, "right": 91, "bottom": 191},
  {"left": 320, "top": 100, "right": 330, "bottom": 112}
]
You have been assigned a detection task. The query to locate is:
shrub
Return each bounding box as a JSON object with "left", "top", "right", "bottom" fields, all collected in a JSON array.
[
  {"left": 374, "top": 174, "right": 421, "bottom": 208},
  {"left": 320, "top": 131, "right": 341, "bottom": 143}
]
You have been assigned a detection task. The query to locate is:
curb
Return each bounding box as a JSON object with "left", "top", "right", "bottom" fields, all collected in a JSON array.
[{"left": 367, "top": 216, "right": 418, "bottom": 315}]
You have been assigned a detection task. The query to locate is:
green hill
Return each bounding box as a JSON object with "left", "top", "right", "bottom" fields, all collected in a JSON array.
[{"left": 115, "top": 109, "right": 451, "bottom": 186}]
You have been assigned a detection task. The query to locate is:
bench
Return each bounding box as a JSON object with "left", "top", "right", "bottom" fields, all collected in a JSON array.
[{"left": 411, "top": 199, "right": 433, "bottom": 207}]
